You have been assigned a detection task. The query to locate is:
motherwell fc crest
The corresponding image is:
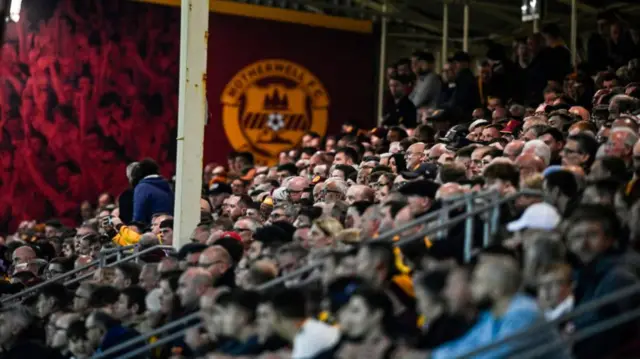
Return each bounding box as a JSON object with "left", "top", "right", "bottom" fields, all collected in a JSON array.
[{"left": 221, "top": 59, "right": 330, "bottom": 165}]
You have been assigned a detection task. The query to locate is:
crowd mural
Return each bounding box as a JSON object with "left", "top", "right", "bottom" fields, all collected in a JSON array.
[{"left": 2, "top": 2, "right": 640, "bottom": 359}]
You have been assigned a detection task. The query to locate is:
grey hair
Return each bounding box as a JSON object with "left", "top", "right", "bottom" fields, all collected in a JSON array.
[
  {"left": 126, "top": 162, "right": 139, "bottom": 181},
  {"left": 273, "top": 203, "right": 297, "bottom": 218},
  {"left": 523, "top": 139, "right": 551, "bottom": 166},
  {"left": 610, "top": 127, "right": 639, "bottom": 148}
]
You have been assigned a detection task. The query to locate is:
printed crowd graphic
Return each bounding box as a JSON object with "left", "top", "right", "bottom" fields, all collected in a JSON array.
[
  {"left": 0, "top": 0, "right": 375, "bottom": 232},
  {"left": 0, "top": 0, "right": 180, "bottom": 232}
]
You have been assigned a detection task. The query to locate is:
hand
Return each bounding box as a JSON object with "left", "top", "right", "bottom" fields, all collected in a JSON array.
[{"left": 184, "top": 327, "right": 203, "bottom": 350}]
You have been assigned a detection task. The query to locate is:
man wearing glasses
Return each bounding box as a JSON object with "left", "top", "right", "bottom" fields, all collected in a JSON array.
[{"left": 286, "top": 177, "right": 309, "bottom": 204}]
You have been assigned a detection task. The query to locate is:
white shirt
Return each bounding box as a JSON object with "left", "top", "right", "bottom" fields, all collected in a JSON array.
[
  {"left": 545, "top": 295, "right": 575, "bottom": 321},
  {"left": 292, "top": 319, "right": 340, "bottom": 359}
]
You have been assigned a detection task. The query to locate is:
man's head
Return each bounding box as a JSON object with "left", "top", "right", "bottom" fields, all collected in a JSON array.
[
  {"left": 537, "top": 263, "right": 573, "bottom": 311},
  {"left": 605, "top": 127, "right": 638, "bottom": 163},
  {"left": 73, "top": 282, "right": 97, "bottom": 313},
  {"left": 37, "top": 283, "right": 69, "bottom": 319},
  {"left": 113, "top": 286, "right": 147, "bottom": 321},
  {"left": 356, "top": 242, "right": 395, "bottom": 288},
  {"left": 286, "top": 176, "right": 309, "bottom": 204},
  {"left": 411, "top": 51, "right": 435, "bottom": 75},
  {"left": 345, "top": 185, "right": 375, "bottom": 205},
  {"left": 333, "top": 147, "right": 358, "bottom": 166},
  {"left": 198, "top": 245, "right": 233, "bottom": 280},
  {"left": 178, "top": 267, "right": 213, "bottom": 309},
  {"left": 139, "top": 263, "right": 160, "bottom": 292},
  {"left": 85, "top": 311, "right": 120, "bottom": 350},
  {"left": 471, "top": 256, "right": 522, "bottom": 310},
  {"left": 405, "top": 142, "right": 426, "bottom": 170},
  {"left": 539, "top": 128, "right": 565, "bottom": 157},
  {"left": 51, "top": 313, "right": 81, "bottom": 350},
  {"left": 0, "top": 307, "right": 35, "bottom": 348},
  {"left": 565, "top": 204, "right": 620, "bottom": 265},
  {"left": 562, "top": 133, "right": 598, "bottom": 168},
  {"left": 503, "top": 140, "right": 525, "bottom": 162},
  {"left": 221, "top": 289, "right": 261, "bottom": 339},
  {"left": 112, "top": 262, "right": 141, "bottom": 290},
  {"left": 388, "top": 74, "right": 411, "bottom": 100}
]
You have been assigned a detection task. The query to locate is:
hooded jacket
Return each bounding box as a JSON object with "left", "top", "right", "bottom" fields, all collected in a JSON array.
[{"left": 132, "top": 175, "right": 174, "bottom": 224}]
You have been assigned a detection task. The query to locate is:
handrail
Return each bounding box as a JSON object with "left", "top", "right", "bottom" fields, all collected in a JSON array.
[
  {"left": 0, "top": 250, "right": 120, "bottom": 304},
  {"left": 517, "top": 306, "right": 640, "bottom": 359},
  {"left": 458, "top": 282, "right": 640, "bottom": 358},
  {"left": 94, "top": 190, "right": 508, "bottom": 357},
  {"left": 92, "top": 312, "right": 201, "bottom": 359},
  {"left": 64, "top": 245, "right": 176, "bottom": 287},
  {"left": 1, "top": 244, "right": 171, "bottom": 304},
  {"left": 93, "top": 189, "right": 545, "bottom": 357},
  {"left": 374, "top": 189, "right": 498, "bottom": 242},
  {"left": 120, "top": 323, "right": 204, "bottom": 359}
]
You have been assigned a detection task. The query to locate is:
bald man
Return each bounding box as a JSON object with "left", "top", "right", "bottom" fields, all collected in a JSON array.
[
  {"left": 503, "top": 140, "right": 525, "bottom": 162},
  {"left": 611, "top": 117, "right": 640, "bottom": 133},
  {"left": 430, "top": 256, "right": 571, "bottom": 358},
  {"left": 286, "top": 176, "right": 309, "bottom": 204},
  {"left": 406, "top": 142, "right": 427, "bottom": 170},
  {"left": 492, "top": 107, "right": 508, "bottom": 123},
  {"left": 199, "top": 245, "right": 233, "bottom": 283},
  {"left": 569, "top": 106, "right": 589, "bottom": 122},
  {"left": 436, "top": 183, "right": 465, "bottom": 201},
  {"left": 515, "top": 154, "right": 546, "bottom": 187},
  {"left": 12, "top": 246, "right": 36, "bottom": 266},
  {"left": 345, "top": 185, "right": 375, "bottom": 205},
  {"left": 177, "top": 267, "right": 213, "bottom": 310},
  {"left": 428, "top": 143, "right": 448, "bottom": 163}
]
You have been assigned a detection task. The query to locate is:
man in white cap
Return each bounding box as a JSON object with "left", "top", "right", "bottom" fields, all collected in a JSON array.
[{"left": 504, "top": 202, "right": 561, "bottom": 248}]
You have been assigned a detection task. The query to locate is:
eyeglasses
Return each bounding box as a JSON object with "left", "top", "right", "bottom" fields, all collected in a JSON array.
[
  {"left": 233, "top": 227, "right": 252, "bottom": 233},
  {"left": 561, "top": 147, "right": 580, "bottom": 155},
  {"left": 270, "top": 212, "right": 286, "bottom": 220},
  {"left": 198, "top": 260, "right": 224, "bottom": 268},
  {"left": 286, "top": 189, "right": 303, "bottom": 195},
  {"left": 320, "top": 189, "right": 342, "bottom": 196}
]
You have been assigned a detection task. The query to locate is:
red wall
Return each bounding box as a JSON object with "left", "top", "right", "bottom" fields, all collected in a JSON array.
[{"left": 0, "top": 0, "right": 374, "bottom": 233}]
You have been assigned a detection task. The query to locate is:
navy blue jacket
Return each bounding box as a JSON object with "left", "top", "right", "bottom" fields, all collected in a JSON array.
[
  {"left": 133, "top": 176, "right": 174, "bottom": 224},
  {"left": 572, "top": 252, "right": 640, "bottom": 359}
]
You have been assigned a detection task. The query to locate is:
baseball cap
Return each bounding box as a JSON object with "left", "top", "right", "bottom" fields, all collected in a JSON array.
[
  {"left": 401, "top": 163, "right": 438, "bottom": 180},
  {"left": 506, "top": 203, "right": 561, "bottom": 232},
  {"left": 469, "top": 119, "right": 489, "bottom": 132},
  {"left": 397, "top": 179, "right": 440, "bottom": 199},
  {"left": 500, "top": 120, "right": 521, "bottom": 134},
  {"left": 209, "top": 182, "right": 232, "bottom": 195}
]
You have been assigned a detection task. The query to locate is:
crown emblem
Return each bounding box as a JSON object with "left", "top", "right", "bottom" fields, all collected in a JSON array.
[{"left": 263, "top": 89, "right": 289, "bottom": 110}]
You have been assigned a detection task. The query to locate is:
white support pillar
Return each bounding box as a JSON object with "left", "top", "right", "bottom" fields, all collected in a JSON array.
[
  {"left": 533, "top": 18, "right": 539, "bottom": 33},
  {"left": 442, "top": 1, "right": 448, "bottom": 65},
  {"left": 173, "top": 0, "right": 209, "bottom": 249},
  {"left": 376, "top": 2, "right": 388, "bottom": 125},
  {"left": 463, "top": 3, "right": 469, "bottom": 52},
  {"left": 570, "top": 0, "right": 578, "bottom": 67}
]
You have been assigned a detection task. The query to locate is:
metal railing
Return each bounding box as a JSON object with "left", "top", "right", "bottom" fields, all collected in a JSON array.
[
  {"left": 94, "top": 188, "right": 640, "bottom": 358},
  {"left": 94, "top": 189, "right": 533, "bottom": 358},
  {"left": 0, "top": 244, "right": 135, "bottom": 304},
  {"left": 459, "top": 281, "right": 640, "bottom": 358},
  {"left": 1, "top": 244, "right": 174, "bottom": 304}
]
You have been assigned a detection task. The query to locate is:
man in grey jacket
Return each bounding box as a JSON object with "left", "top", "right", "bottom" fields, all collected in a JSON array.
[{"left": 409, "top": 51, "right": 442, "bottom": 109}]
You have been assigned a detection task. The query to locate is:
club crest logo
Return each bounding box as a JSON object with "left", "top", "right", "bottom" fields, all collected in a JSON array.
[{"left": 221, "top": 59, "right": 330, "bottom": 165}]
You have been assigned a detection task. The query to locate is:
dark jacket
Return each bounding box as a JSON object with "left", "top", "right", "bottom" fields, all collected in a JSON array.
[
  {"left": 118, "top": 188, "right": 135, "bottom": 224},
  {"left": 133, "top": 176, "right": 174, "bottom": 224},
  {"left": 572, "top": 251, "right": 640, "bottom": 359},
  {"left": 215, "top": 267, "right": 237, "bottom": 289},
  {"left": 412, "top": 313, "right": 472, "bottom": 350},
  {"left": 383, "top": 96, "right": 417, "bottom": 129},
  {"left": 96, "top": 325, "right": 145, "bottom": 359},
  {"left": 1, "top": 338, "right": 62, "bottom": 359},
  {"left": 447, "top": 68, "right": 480, "bottom": 118}
]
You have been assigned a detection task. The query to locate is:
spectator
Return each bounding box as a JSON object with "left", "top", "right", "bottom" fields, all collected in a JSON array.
[{"left": 131, "top": 158, "right": 175, "bottom": 224}]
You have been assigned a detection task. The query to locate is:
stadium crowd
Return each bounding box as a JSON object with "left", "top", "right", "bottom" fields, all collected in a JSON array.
[{"left": 4, "top": 15, "right": 640, "bottom": 359}]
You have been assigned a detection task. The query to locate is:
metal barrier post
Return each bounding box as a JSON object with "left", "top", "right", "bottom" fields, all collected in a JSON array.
[
  {"left": 437, "top": 202, "right": 449, "bottom": 240},
  {"left": 489, "top": 190, "right": 500, "bottom": 245},
  {"left": 464, "top": 197, "right": 474, "bottom": 263}
]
